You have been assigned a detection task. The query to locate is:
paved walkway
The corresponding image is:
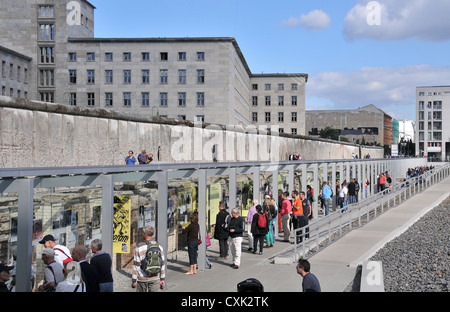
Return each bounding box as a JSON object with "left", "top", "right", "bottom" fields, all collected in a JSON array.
[{"left": 160, "top": 174, "right": 450, "bottom": 292}]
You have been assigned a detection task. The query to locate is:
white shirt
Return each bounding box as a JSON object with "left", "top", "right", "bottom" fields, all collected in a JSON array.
[
  {"left": 53, "top": 245, "right": 72, "bottom": 267},
  {"left": 339, "top": 187, "right": 348, "bottom": 198}
]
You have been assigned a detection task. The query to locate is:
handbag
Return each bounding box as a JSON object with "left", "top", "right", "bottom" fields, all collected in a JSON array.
[{"left": 206, "top": 236, "right": 211, "bottom": 247}]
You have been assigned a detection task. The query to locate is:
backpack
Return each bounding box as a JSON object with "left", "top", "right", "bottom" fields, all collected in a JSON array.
[
  {"left": 257, "top": 213, "right": 266, "bottom": 228},
  {"left": 222, "top": 213, "right": 231, "bottom": 230},
  {"left": 140, "top": 241, "right": 162, "bottom": 277}
]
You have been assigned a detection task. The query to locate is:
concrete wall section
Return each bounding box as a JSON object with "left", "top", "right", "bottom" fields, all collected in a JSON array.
[{"left": 0, "top": 96, "right": 383, "bottom": 168}]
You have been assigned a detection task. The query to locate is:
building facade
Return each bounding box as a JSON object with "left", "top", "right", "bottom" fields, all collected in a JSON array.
[
  {"left": 0, "top": 46, "right": 32, "bottom": 99},
  {"left": 416, "top": 86, "right": 450, "bottom": 161},
  {"left": 305, "top": 104, "right": 392, "bottom": 147},
  {"left": 0, "top": 0, "right": 307, "bottom": 133}
]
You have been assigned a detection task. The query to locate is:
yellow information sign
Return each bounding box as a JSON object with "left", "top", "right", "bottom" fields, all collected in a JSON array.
[{"left": 113, "top": 195, "right": 131, "bottom": 253}]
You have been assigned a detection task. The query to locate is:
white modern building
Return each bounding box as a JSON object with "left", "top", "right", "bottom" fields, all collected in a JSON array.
[{"left": 416, "top": 86, "right": 450, "bottom": 161}]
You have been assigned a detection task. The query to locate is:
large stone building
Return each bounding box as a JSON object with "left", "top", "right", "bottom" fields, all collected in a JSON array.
[
  {"left": 0, "top": 0, "right": 307, "bottom": 134},
  {"left": 305, "top": 104, "right": 393, "bottom": 147},
  {"left": 416, "top": 86, "right": 450, "bottom": 161},
  {"left": 0, "top": 46, "right": 32, "bottom": 99}
]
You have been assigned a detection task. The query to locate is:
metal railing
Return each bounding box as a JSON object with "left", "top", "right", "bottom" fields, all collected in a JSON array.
[{"left": 293, "top": 163, "right": 450, "bottom": 261}]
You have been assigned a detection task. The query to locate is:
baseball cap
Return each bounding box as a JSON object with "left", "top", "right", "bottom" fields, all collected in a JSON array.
[
  {"left": 39, "top": 234, "right": 55, "bottom": 244},
  {"left": 41, "top": 248, "right": 55, "bottom": 257}
]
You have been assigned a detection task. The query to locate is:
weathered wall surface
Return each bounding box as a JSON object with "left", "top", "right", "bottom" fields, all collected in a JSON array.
[{"left": 0, "top": 96, "right": 383, "bottom": 168}]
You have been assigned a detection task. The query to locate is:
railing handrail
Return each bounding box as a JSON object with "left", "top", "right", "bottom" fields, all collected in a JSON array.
[{"left": 293, "top": 163, "right": 450, "bottom": 261}]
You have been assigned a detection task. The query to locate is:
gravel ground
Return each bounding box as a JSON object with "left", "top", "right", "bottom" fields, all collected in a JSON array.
[{"left": 345, "top": 196, "right": 450, "bottom": 292}]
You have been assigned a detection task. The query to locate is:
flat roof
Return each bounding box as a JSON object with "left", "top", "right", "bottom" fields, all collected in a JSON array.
[
  {"left": 68, "top": 37, "right": 308, "bottom": 81},
  {"left": 0, "top": 45, "right": 32, "bottom": 61}
]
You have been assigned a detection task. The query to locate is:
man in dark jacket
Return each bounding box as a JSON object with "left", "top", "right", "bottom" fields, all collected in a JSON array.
[
  {"left": 214, "top": 201, "right": 230, "bottom": 259},
  {"left": 229, "top": 208, "right": 245, "bottom": 269}
]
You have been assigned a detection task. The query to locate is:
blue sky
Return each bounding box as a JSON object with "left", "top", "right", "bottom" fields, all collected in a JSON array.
[{"left": 91, "top": 0, "right": 450, "bottom": 120}]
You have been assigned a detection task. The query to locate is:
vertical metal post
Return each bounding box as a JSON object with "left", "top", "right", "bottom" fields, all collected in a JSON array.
[
  {"left": 15, "top": 179, "right": 34, "bottom": 292},
  {"left": 288, "top": 165, "right": 295, "bottom": 194},
  {"left": 195, "top": 169, "right": 207, "bottom": 271},
  {"left": 331, "top": 162, "right": 336, "bottom": 211},
  {"left": 271, "top": 167, "right": 278, "bottom": 197},
  {"left": 157, "top": 171, "right": 169, "bottom": 267},
  {"left": 252, "top": 167, "right": 261, "bottom": 204},
  {"left": 312, "top": 164, "right": 319, "bottom": 218},
  {"left": 228, "top": 168, "right": 236, "bottom": 213},
  {"left": 101, "top": 175, "right": 114, "bottom": 257}
]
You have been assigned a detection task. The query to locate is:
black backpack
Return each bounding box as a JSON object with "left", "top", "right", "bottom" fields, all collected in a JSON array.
[
  {"left": 221, "top": 213, "right": 231, "bottom": 230},
  {"left": 237, "top": 278, "right": 264, "bottom": 292}
]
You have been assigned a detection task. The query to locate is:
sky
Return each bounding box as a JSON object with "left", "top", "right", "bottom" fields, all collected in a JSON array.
[{"left": 90, "top": 0, "right": 450, "bottom": 121}]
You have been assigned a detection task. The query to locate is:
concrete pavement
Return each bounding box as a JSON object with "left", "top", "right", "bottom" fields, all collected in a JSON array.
[{"left": 162, "top": 174, "right": 450, "bottom": 292}]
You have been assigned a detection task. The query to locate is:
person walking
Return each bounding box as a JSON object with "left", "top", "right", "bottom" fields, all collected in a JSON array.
[
  {"left": 214, "top": 201, "right": 230, "bottom": 259},
  {"left": 132, "top": 226, "right": 165, "bottom": 292},
  {"left": 320, "top": 181, "right": 332, "bottom": 216},
  {"left": 90, "top": 239, "right": 114, "bottom": 292},
  {"left": 348, "top": 178, "right": 356, "bottom": 204},
  {"left": 72, "top": 245, "right": 100, "bottom": 292},
  {"left": 0, "top": 264, "right": 14, "bottom": 292},
  {"left": 339, "top": 183, "right": 348, "bottom": 212},
  {"left": 56, "top": 261, "right": 86, "bottom": 292},
  {"left": 125, "top": 150, "right": 137, "bottom": 165},
  {"left": 246, "top": 200, "right": 258, "bottom": 251},
  {"left": 264, "top": 197, "right": 277, "bottom": 248},
  {"left": 300, "top": 191, "right": 311, "bottom": 239},
  {"left": 229, "top": 208, "right": 245, "bottom": 269},
  {"left": 182, "top": 213, "right": 200, "bottom": 275},
  {"left": 280, "top": 192, "right": 292, "bottom": 242},
  {"left": 39, "top": 234, "right": 72, "bottom": 267},
  {"left": 251, "top": 205, "right": 269, "bottom": 255},
  {"left": 296, "top": 258, "right": 321, "bottom": 292},
  {"left": 292, "top": 191, "right": 304, "bottom": 244},
  {"left": 38, "top": 248, "right": 64, "bottom": 292}
]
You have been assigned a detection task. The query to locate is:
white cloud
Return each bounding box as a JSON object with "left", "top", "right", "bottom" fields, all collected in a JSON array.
[
  {"left": 282, "top": 10, "right": 331, "bottom": 31},
  {"left": 343, "top": 0, "right": 450, "bottom": 41},
  {"left": 306, "top": 65, "right": 450, "bottom": 119}
]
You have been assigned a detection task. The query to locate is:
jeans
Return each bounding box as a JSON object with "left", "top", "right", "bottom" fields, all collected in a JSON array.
[
  {"left": 322, "top": 197, "right": 331, "bottom": 216},
  {"left": 187, "top": 240, "right": 198, "bottom": 265},
  {"left": 339, "top": 197, "right": 347, "bottom": 212},
  {"left": 349, "top": 195, "right": 356, "bottom": 204},
  {"left": 99, "top": 282, "right": 114, "bottom": 292}
]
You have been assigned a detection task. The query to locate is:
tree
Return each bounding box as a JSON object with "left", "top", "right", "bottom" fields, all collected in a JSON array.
[{"left": 319, "top": 127, "right": 344, "bottom": 141}]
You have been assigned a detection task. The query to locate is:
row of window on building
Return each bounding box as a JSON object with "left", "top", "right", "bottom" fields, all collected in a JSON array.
[
  {"left": 1, "top": 60, "right": 28, "bottom": 83},
  {"left": 61, "top": 91, "right": 207, "bottom": 107},
  {"left": 418, "top": 101, "right": 443, "bottom": 110},
  {"left": 252, "top": 111, "right": 299, "bottom": 123},
  {"left": 68, "top": 51, "right": 206, "bottom": 63},
  {"left": 2, "top": 86, "right": 27, "bottom": 99},
  {"left": 66, "top": 68, "right": 206, "bottom": 85},
  {"left": 418, "top": 91, "right": 450, "bottom": 96}
]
